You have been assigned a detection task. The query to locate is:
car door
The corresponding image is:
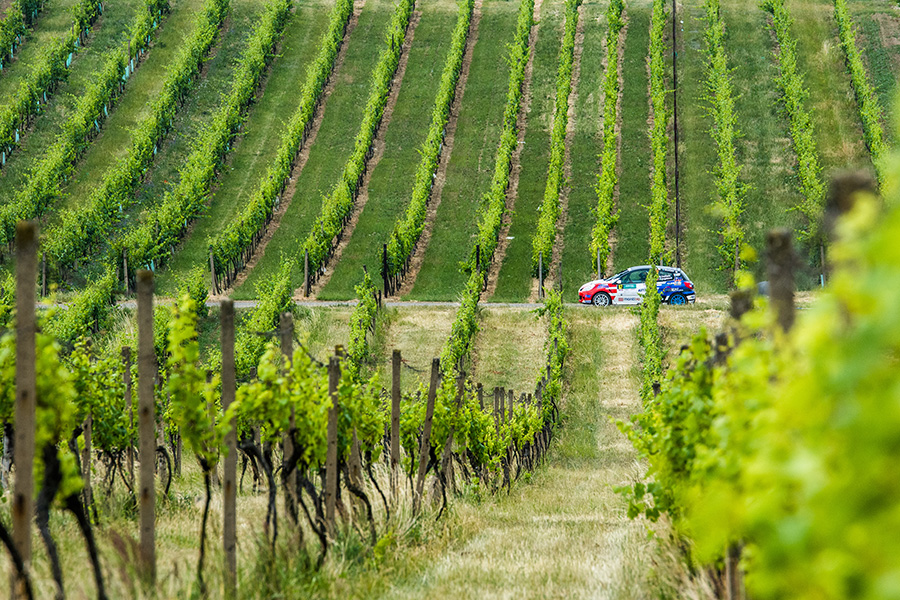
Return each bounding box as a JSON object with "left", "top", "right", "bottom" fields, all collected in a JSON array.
[{"left": 618, "top": 269, "right": 648, "bottom": 304}]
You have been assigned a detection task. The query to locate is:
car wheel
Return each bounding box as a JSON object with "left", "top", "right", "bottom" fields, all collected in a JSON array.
[
  {"left": 668, "top": 293, "right": 686, "bottom": 306},
  {"left": 591, "top": 292, "right": 611, "bottom": 307}
]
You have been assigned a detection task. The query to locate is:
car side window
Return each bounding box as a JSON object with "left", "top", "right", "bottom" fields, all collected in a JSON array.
[
  {"left": 636, "top": 269, "right": 649, "bottom": 283},
  {"left": 658, "top": 269, "right": 674, "bottom": 281}
]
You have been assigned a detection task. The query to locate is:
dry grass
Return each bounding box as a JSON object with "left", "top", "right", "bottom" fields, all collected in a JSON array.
[
  {"left": 471, "top": 306, "right": 547, "bottom": 393},
  {"left": 376, "top": 306, "right": 457, "bottom": 393}
]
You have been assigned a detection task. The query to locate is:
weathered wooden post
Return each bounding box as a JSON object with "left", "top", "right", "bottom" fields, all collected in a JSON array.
[
  {"left": 82, "top": 412, "right": 93, "bottom": 516},
  {"left": 12, "top": 222, "right": 37, "bottom": 599},
  {"left": 492, "top": 387, "right": 500, "bottom": 431},
  {"left": 390, "top": 349, "right": 401, "bottom": 504},
  {"left": 137, "top": 270, "right": 156, "bottom": 584},
  {"left": 499, "top": 387, "right": 505, "bottom": 426},
  {"left": 221, "top": 300, "right": 237, "bottom": 599},
  {"left": 439, "top": 374, "right": 467, "bottom": 492},
  {"left": 508, "top": 389, "right": 514, "bottom": 423},
  {"left": 325, "top": 356, "right": 340, "bottom": 538},
  {"left": 280, "top": 312, "right": 297, "bottom": 522},
  {"left": 477, "top": 383, "right": 483, "bottom": 411},
  {"left": 766, "top": 229, "right": 795, "bottom": 333},
  {"left": 413, "top": 360, "right": 440, "bottom": 514},
  {"left": 303, "top": 249, "right": 310, "bottom": 297},
  {"left": 122, "top": 347, "right": 134, "bottom": 486},
  {"left": 209, "top": 249, "right": 217, "bottom": 295},
  {"left": 538, "top": 251, "right": 543, "bottom": 300}
]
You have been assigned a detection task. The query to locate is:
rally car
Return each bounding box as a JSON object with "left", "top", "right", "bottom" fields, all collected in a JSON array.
[{"left": 578, "top": 265, "right": 695, "bottom": 306}]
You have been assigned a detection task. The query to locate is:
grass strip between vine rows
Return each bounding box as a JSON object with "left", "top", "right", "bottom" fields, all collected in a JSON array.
[
  {"left": 761, "top": 0, "right": 825, "bottom": 245},
  {"left": 438, "top": 0, "right": 533, "bottom": 385},
  {"left": 44, "top": 0, "right": 230, "bottom": 273},
  {"left": 296, "top": 0, "right": 415, "bottom": 291},
  {"left": 0, "top": 0, "right": 169, "bottom": 251},
  {"left": 208, "top": 0, "right": 354, "bottom": 291},
  {"left": 703, "top": 0, "right": 745, "bottom": 277},
  {"left": 48, "top": 0, "right": 293, "bottom": 344},
  {"left": 530, "top": 0, "right": 580, "bottom": 277},
  {"left": 466, "top": 0, "right": 533, "bottom": 274},
  {"left": 833, "top": 0, "right": 887, "bottom": 186},
  {"left": 0, "top": 0, "right": 44, "bottom": 70},
  {"left": 0, "top": 0, "right": 106, "bottom": 167},
  {"left": 380, "top": 0, "right": 474, "bottom": 289},
  {"left": 588, "top": 0, "right": 623, "bottom": 276},
  {"left": 647, "top": 0, "right": 669, "bottom": 265},
  {"left": 119, "top": 0, "right": 292, "bottom": 274}
]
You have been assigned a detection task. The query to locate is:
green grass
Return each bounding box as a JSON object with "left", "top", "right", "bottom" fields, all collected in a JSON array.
[
  {"left": 318, "top": 3, "right": 460, "bottom": 300},
  {"left": 156, "top": 0, "right": 333, "bottom": 296},
  {"left": 234, "top": 0, "right": 396, "bottom": 300},
  {"left": 0, "top": 0, "right": 141, "bottom": 206},
  {"left": 471, "top": 306, "right": 546, "bottom": 392},
  {"left": 0, "top": 0, "right": 80, "bottom": 100},
  {"left": 53, "top": 0, "right": 216, "bottom": 217},
  {"left": 560, "top": 0, "right": 608, "bottom": 299},
  {"left": 376, "top": 305, "right": 457, "bottom": 394},
  {"left": 491, "top": 0, "right": 565, "bottom": 302},
  {"left": 405, "top": 0, "right": 519, "bottom": 300},
  {"left": 612, "top": 4, "right": 651, "bottom": 272}
]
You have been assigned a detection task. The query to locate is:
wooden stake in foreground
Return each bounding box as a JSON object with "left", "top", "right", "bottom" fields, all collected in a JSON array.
[
  {"left": 12, "top": 222, "right": 37, "bottom": 599},
  {"left": 221, "top": 300, "right": 237, "bottom": 599},
  {"left": 766, "top": 229, "right": 795, "bottom": 333},
  {"left": 390, "top": 350, "right": 401, "bottom": 503},
  {"left": 137, "top": 270, "right": 156, "bottom": 584},
  {"left": 413, "top": 359, "right": 440, "bottom": 514},
  {"left": 325, "top": 356, "right": 341, "bottom": 538}
]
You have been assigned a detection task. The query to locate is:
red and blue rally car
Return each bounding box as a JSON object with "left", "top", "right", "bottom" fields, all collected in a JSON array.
[{"left": 578, "top": 265, "right": 695, "bottom": 306}]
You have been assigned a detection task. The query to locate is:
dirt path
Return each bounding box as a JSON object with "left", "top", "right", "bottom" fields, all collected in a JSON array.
[
  {"left": 306, "top": 9, "right": 422, "bottom": 298},
  {"left": 223, "top": 0, "right": 366, "bottom": 296},
  {"left": 391, "top": 0, "right": 483, "bottom": 299},
  {"left": 483, "top": 0, "right": 544, "bottom": 299},
  {"left": 381, "top": 310, "right": 652, "bottom": 599}
]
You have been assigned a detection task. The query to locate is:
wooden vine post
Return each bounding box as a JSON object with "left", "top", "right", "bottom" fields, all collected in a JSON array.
[
  {"left": 82, "top": 412, "right": 93, "bottom": 517},
  {"left": 221, "top": 300, "right": 237, "bottom": 599},
  {"left": 413, "top": 359, "right": 440, "bottom": 514},
  {"left": 137, "top": 270, "right": 156, "bottom": 584},
  {"left": 280, "top": 312, "right": 297, "bottom": 522},
  {"left": 390, "top": 349, "right": 401, "bottom": 503},
  {"left": 12, "top": 222, "right": 37, "bottom": 599},
  {"left": 766, "top": 229, "right": 795, "bottom": 333},
  {"left": 492, "top": 387, "right": 500, "bottom": 431},
  {"left": 325, "top": 356, "right": 340, "bottom": 538}
]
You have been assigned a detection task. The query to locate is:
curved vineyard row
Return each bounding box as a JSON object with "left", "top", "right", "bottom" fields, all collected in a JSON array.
[
  {"left": 832, "top": 0, "right": 888, "bottom": 186},
  {"left": 120, "top": 0, "right": 293, "bottom": 275},
  {"left": 647, "top": 0, "right": 670, "bottom": 266},
  {"left": 588, "top": 0, "right": 624, "bottom": 278},
  {"left": 0, "top": 0, "right": 168, "bottom": 252},
  {"left": 531, "top": 0, "right": 580, "bottom": 277},
  {"left": 0, "top": 0, "right": 44, "bottom": 72},
  {"left": 0, "top": 0, "right": 105, "bottom": 170},
  {"left": 208, "top": 0, "right": 355, "bottom": 292},
  {"left": 296, "top": 0, "right": 415, "bottom": 292},
  {"left": 762, "top": 0, "right": 826, "bottom": 247},
  {"left": 44, "top": 0, "right": 230, "bottom": 274},
  {"left": 45, "top": 0, "right": 228, "bottom": 271},
  {"left": 703, "top": 0, "right": 745, "bottom": 278},
  {"left": 468, "top": 0, "right": 534, "bottom": 275},
  {"left": 381, "top": 0, "right": 474, "bottom": 294}
]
